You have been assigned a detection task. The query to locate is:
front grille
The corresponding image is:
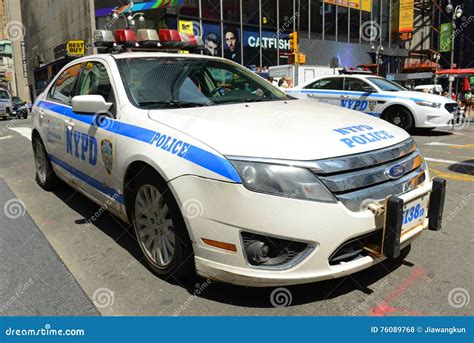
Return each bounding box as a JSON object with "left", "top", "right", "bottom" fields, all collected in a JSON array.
[
  {"left": 312, "top": 138, "right": 427, "bottom": 212},
  {"left": 445, "top": 103, "right": 459, "bottom": 114}
]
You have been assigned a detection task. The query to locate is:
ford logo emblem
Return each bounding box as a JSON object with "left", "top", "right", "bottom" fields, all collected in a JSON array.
[{"left": 387, "top": 164, "right": 406, "bottom": 179}]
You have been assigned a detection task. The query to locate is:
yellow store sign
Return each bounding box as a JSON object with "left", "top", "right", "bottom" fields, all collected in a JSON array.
[
  {"left": 324, "top": 0, "right": 372, "bottom": 12},
  {"left": 399, "top": 0, "right": 415, "bottom": 33},
  {"left": 66, "top": 40, "right": 85, "bottom": 57}
]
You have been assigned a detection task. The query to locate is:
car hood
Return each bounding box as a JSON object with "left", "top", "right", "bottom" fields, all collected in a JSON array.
[
  {"left": 148, "top": 100, "right": 410, "bottom": 160},
  {"left": 392, "top": 90, "right": 455, "bottom": 104}
]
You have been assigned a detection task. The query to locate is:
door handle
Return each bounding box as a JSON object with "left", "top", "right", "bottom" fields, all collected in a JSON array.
[
  {"left": 64, "top": 119, "right": 74, "bottom": 130},
  {"left": 340, "top": 95, "right": 350, "bottom": 99},
  {"left": 38, "top": 109, "right": 45, "bottom": 119}
]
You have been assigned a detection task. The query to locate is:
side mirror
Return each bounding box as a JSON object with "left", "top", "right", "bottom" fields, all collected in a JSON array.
[
  {"left": 361, "top": 86, "right": 375, "bottom": 93},
  {"left": 72, "top": 95, "right": 112, "bottom": 114}
]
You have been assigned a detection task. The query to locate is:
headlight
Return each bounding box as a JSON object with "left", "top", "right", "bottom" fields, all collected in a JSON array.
[
  {"left": 415, "top": 100, "right": 442, "bottom": 108},
  {"left": 230, "top": 160, "right": 336, "bottom": 203}
]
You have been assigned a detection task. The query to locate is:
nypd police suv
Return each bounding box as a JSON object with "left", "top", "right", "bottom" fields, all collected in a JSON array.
[
  {"left": 0, "top": 88, "right": 12, "bottom": 120},
  {"left": 31, "top": 30, "right": 446, "bottom": 286},
  {"left": 287, "top": 71, "right": 458, "bottom": 133}
]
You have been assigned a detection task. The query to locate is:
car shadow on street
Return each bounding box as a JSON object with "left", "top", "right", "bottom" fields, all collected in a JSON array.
[
  {"left": 51, "top": 181, "right": 413, "bottom": 308},
  {"left": 411, "top": 129, "right": 454, "bottom": 137},
  {"left": 176, "top": 247, "right": 412, "bottom": 308},
  {"left": 448, "top": 160, "right": 474, "bottom": 176}
]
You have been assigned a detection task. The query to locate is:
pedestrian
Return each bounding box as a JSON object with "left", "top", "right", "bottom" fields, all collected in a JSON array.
[{"left": 464, "top": 89, "right": 472, "bottom": 118}]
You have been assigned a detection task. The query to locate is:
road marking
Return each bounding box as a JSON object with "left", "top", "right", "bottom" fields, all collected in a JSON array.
[
  {"left": 425, "top": 157, "right": 474, "bottom": 168},
  {"left": 0, "top": 135, "right": 13, "bottom": 140},
  {"left": 429, "top": 168, "right": 474, "bottom": 182},
  {"left": 450, "top": 143, "right": 474, "bottom": 149},
  {"left": 8, "top": 127, "right": 32, "bottom": 141},
  {"left": 424, "top": 142, "right": 459, "bottom": 147}
]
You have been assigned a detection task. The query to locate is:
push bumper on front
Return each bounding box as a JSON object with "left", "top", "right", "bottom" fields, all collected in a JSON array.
[{"left": 169, "top": 175, "right": 446, "bottom": 287}]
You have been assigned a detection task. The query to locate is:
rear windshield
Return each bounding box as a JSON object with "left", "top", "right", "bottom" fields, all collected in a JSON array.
[
  {"left": 116, "top": 57, "right": 290, "bottom": 109},
  {"left": 0, "top": 90, "right": 10, "bottom": 100}
]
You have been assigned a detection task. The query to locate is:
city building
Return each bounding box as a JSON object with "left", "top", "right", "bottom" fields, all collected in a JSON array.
[
  {"left": 19, "top": 0, "right": 472, "bottom": 98},
  {"left": 4, "top": 0, "right": 30, "bottom": 101},
  {"left": 0, "top": 40, "right": 16, "bottom": 95}
]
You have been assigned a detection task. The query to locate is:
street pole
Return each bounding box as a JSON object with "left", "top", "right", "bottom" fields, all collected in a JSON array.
[{"left": 448, "top": 18, "right": 455, "bottom": 97}]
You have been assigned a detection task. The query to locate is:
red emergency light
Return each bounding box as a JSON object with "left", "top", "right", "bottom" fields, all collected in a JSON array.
[
  {"left": 159, "top": 29, "right": 182, "bottom": 48},
  {"left": 115, "top": 29, "right": 138, "bottom": 48}
]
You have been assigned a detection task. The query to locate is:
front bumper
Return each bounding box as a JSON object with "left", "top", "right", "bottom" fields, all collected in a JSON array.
[
  {"left": 169, "top": 175, "right": 445, "bottom": 287},
  {"left": 415, "top": 106, "right": 455, "bottom": 128}
]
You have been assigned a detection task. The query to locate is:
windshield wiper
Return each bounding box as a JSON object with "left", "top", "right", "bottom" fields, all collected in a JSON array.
[{"left": 138, "top": 100, "right": 211, "bottom": 108}]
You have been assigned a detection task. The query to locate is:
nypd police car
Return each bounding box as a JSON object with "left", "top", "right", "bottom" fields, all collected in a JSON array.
[
  {"left": 287, "top": 71, "right": 458, "bottom": 132},
  {"left": 0, "top": 88, "right": 12, "bottom": 120},
  {"left": 31, "top": 29, "right": 446, "bottom": 286}
]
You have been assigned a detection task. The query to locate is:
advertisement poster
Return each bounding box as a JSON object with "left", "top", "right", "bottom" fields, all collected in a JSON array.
[
  {"left": 439, "top": 22, "right": 452, "bottom": 52},
  {"left": 324, "top": 0, "right": 372, "bottom": 12},
  {"left": 399, "top": 0, "right": 415, "bottom": 33}
]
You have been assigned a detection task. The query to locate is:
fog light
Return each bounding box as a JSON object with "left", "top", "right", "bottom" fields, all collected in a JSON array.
[
  {"left": 241, "top": 231, "right": 314, "bottom": 269},
  {"left": 246, "top": 241, "right": 270, "bottom": 264}
]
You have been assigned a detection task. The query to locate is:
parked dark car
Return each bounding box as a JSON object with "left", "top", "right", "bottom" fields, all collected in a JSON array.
[{"left": 12, "top": 97, "right": 29, "bottom": 119}]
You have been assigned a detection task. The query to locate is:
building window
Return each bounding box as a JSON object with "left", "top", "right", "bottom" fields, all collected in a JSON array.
[
  {"left": 223, "top": 0, "right": 240, "bottom": 22},
  {"left": 202, "top": 0, "right": 221, "bottom": 21},
  {"left": 243, "top": 0, "right": 260, "bottom": 25},
  {"left": 179, "top": 0, "right": 199, "bottom": 17},
  {"left": 349, "top": 7, "right": 360, "bottom": 43},
  {"left": 279, "top": 0, "right": 294, "bottom": 30},
  {"left": 310, "top": 0, "right": 323, "bottom": 38},
  {"left": 337, "top": 5, "right": 349, "bottom": 42},
  {"left": 324, "top": 3, "right": 336, "bottom": 39}
]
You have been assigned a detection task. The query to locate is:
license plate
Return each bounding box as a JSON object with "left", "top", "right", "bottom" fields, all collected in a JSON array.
[{"left": 401, "top": 195, "right": 429, "bottom": 233}]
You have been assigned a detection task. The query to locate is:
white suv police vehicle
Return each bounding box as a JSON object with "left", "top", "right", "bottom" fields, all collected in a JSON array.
[
  {"left": 287, "top": 72, "right": 458, "bottom": 132},
  {"left": 31, "top": 31, "right": 446, "bottom": 286},
  {"left": 0, "top": 88, "right": 13, "bottom": 120}
]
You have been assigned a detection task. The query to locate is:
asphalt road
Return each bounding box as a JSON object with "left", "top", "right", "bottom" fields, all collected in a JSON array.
[{"left": 0, "top": 117, "right": 472, "bottom": 316}]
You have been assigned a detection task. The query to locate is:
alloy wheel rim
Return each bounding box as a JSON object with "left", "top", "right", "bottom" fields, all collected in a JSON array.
[
  {"left": 134, "top": 184, "right": 175, "bottom": 268},
  {"left": 35, "top": 143, "right": 47, "bottom": 183}
]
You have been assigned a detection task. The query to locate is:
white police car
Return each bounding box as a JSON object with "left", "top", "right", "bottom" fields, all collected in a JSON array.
[
  {"left": 287, "top": 72, "right": 458, "bottom": 132},
  {"left": 31, "top": 29, "right": 446, "bottom": 286},
  {"left": 0, "top": 88, "right": 13, "bottom": 120}
]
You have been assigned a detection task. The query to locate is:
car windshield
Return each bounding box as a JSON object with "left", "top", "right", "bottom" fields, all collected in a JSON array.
[
  {"left": 368, "top": 77, "right": 406, "bottom": 92},
  {"left": 12, "top": 97, "right": 22, "bottom": 104},
  {"left": 116, "top": 57, "right": 290, "bottom": 109}
]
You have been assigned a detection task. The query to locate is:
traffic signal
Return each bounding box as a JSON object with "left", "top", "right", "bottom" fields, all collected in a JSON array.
[{"left": 289, "top": 32, "right": 298, "bottom": 53}]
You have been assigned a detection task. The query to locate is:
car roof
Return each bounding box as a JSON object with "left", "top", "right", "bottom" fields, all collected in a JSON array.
[{"left": 83, "top": 51, "right": 227, "bottom": 61}]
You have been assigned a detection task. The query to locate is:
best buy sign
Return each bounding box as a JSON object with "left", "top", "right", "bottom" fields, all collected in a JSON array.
[{"left": 66, "top": 40, "right": 85, "bottom": 57}]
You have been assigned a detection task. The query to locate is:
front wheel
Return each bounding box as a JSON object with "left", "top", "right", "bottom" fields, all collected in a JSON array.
[
  {"left": 130, "top": 169, "right": 194, "bottom": 278},
  {"left": 33, "top": 137, "right": 58, "bottom": 190},
  {"left": 383, "top": 107, "right": 414, "bottom": 132}
]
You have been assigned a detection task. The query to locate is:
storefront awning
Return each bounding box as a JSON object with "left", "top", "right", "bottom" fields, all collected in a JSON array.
[
  {"left": 436, "top": 69, "right": 474, "bottom": 75},
  {"left": 95, "top": 0, "right": 184, "bottom": 17}
]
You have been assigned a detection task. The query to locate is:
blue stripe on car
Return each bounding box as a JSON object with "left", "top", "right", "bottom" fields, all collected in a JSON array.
[
  {"left": 287, "top": 89, "right": 426, "bottom": 102},
  {"left": 49, "top": 154, "right": 125, "bottom": 204},
  {"left": 38, "top": 100, "right": 241, "bottom": 183}
]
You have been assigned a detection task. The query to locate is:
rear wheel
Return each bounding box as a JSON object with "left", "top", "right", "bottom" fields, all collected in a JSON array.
[
  {"left": 383, "top": 107, "right": 414, "bottom": 132},
  {"left": 5, "top": 108, "right": 11, "bottom": 121},
  {"left": 33, "top": 136, "right": 58, "bottom": 190},
  {"left": 130, "top": 169, "right": 194, "bottom": 278}
]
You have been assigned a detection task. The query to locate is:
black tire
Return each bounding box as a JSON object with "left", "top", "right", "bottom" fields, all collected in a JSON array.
[
  {"left": 5, "top": 108, "right": 11, "bottom": 121},
  {"left": 382, "top": 106, "right": 414, "bottom": 132},
  {"left": 33, "top": 136, "right": 58, "bottom": 191},
  {"left": 129, "top": 168, "right": 194, "bottom": 279}
]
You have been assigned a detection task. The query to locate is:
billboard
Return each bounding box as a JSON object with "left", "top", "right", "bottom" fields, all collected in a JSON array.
[{"left": 439, "top": 22, "right": 452, "bottom": 53}]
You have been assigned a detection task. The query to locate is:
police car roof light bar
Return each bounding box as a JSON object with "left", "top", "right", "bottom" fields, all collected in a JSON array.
[
  {"left": 93, "top": 30, "right": 116, "bottom": 48},
  {"left": 159, "top": 29, "right": 182, "bottom": 48}
]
